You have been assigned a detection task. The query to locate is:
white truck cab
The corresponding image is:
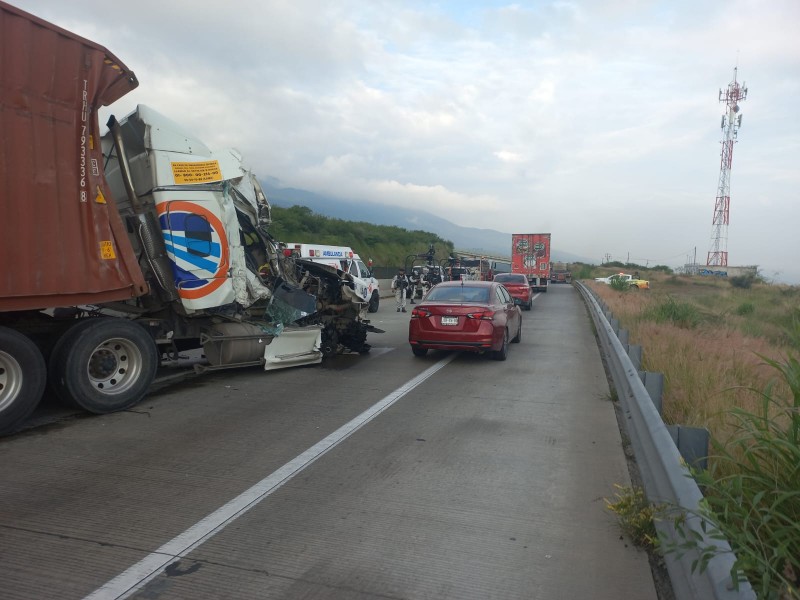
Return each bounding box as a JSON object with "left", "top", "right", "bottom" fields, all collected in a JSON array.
[{"left": 285, "top": 243, "right": 382, "bottom": 312}]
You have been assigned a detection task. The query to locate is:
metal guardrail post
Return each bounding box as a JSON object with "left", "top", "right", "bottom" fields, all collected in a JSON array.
[
  {"left": 629, "top": 344, "right": 643, "bottom": 371},
  {"left": 575, "top": 281, "right": 754, "bottom": 600},
  {"left": 639, "top": 371, "right": 664, "bottom": 415}
]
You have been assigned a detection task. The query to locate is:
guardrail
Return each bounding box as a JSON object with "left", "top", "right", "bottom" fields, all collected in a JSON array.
[{"left": 575, "top": 281, "right": 755, "bottom": 600}]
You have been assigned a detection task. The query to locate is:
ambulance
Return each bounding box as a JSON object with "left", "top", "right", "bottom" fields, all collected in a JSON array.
[{"left": 285, "top": 243, "right": 382, "bottom": 312}]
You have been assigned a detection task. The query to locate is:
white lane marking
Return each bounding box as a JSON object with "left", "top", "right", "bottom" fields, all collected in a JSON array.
[{"left": 85, "top": 352, "right": 457, "bottom": 600}]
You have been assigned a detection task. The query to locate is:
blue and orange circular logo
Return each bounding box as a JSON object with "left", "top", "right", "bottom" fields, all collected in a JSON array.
[{"left": 156, "top": 201, "right": 229, "bottom": 300}]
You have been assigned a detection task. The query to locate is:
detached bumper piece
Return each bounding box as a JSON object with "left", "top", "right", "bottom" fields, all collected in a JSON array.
[{"left": 263, "top": 326, "right": 323, "bottom": 370}]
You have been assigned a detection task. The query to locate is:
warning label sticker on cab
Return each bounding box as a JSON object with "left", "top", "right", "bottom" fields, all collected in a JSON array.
[
  {"left": 100, "top": 241, "right": 116, "bottom": 260},
  {"left": 171, "top": 160, "right": 223, "bottom": 184}
]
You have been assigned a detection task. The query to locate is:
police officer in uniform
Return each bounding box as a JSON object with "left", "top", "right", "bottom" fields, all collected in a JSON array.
[
  {"left": 391, "top": 268, "right": 410, "bottom": 312},
  {"left": 408, "top": 268, "right": 421, "bottom": 304}
]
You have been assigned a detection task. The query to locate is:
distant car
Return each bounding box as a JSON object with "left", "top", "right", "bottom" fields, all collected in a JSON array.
[
  {"left": 595, "top": 273, "right": 650, "bottom": 290},
  {"left": 493, "top": 273, "right": 532, "bottom": 310},
  {"left": 408, "top": 280, "right": 522, "bottom": 360}
]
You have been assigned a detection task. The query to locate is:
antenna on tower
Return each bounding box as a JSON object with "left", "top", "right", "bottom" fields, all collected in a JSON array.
[{"left": 706, "top": 67, "right": 748, "bottom": 267}]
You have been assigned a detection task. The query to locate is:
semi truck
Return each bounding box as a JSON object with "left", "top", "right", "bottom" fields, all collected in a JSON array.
[
  {"left": 511, "top": 233, "right": 551, "bottom": 293},
  {"left": 0, "top": 2, "right": 375, "bottom": 434}
]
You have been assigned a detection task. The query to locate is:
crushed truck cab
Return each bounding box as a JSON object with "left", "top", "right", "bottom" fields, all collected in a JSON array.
[{"left": 102, "top": 105, "right": 327, "bottom": 369}]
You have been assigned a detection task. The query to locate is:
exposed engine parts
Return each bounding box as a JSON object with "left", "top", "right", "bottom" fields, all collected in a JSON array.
[{"left": 275, "top": 255, "right": 378, "bottom": 355}]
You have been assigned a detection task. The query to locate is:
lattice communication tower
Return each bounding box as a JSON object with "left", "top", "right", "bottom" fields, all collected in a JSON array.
[{"left": 707, "top": 67, "right": 748, "bottom": 267}]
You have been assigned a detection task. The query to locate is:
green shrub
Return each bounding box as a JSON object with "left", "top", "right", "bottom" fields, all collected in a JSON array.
[
  {"left": 730, "top": 275, "right": 755, "bottom": 289},
  {"left": 645, "top": 296, "right": 702, "bottom": 329},
  {"left": 605, "top": 485, "right": 660, "bottom": 549},
  {"left": 609, "top": 276, "right": 630, "bottom": 292},
  {"left": 735, "top": 302, "right": 755, "bottom": 316}
]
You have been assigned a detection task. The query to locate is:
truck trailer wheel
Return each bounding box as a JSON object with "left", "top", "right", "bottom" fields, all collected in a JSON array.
[
  {"left": 368, "top": 291, "right": 380, "bottom": 313},
  {"left": 49, "top": 318, "right": 158, "bottom": 414},
  {"left": 0, "top": 327, "right": 46, "bottom": 435}
]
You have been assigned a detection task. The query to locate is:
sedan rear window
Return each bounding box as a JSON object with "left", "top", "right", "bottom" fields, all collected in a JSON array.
[
  {"left": 425, "top": 286, "right": 490, "bottom": 303},
  {"left": 494, "top": 274, "right": 526, "bottom": 284}
]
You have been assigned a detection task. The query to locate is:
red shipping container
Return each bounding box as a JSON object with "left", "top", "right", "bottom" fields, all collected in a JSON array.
[{"left": 0, "top": 1, "right": 146, "bottom": 311}]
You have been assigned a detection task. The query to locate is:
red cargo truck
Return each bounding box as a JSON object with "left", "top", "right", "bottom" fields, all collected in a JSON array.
[{"left": 511, "top": 233, "right": 551, "bottom": 293}]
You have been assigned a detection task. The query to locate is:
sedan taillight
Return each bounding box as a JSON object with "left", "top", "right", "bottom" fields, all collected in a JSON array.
[
  {"left": 466, "top": 310, "right": 495, "bottom": 321},
  {"left": 411, "top": 307, "right": 431, "bottom": 319}
]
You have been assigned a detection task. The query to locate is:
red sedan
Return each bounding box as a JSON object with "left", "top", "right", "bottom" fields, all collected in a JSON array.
[
  {"left": 408, "top": 280, "right": 522, "bottom": 360},
  {"left": 493, "top": 273, "right": 532, "bottom": 310}
]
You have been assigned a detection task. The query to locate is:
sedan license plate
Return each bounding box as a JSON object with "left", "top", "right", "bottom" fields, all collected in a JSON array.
[{"left": 441, "top": 316, "right": 459, "bottom": 326}]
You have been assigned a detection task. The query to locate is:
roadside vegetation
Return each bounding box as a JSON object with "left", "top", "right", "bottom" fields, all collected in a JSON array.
[
  {"left": 270, "top": 205, "right": 454, "bottom": 269},
  {"left": 585, "top": 265, "right": 800, "bottom": 598}
]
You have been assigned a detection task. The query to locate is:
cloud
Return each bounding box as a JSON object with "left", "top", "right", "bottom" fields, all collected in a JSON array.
[
  {"left": 9, "top": 0, "right": 800, "bottom": 282},
  {"left": 494, "top": 150, "right": 525, "bottom": 163}
]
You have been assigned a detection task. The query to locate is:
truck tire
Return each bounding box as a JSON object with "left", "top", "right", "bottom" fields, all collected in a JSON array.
[
  {"left": 368, "top": 291, "right": 380, "bottom": 313},
  {"left": 48, "top": 318, "right": 158, "bottom": 414},
  {"left": 0, "top": 327, "right": 46, "bottom": 435}
]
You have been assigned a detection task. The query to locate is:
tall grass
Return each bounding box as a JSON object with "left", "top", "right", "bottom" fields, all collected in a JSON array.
[
  {"left": 586, "top": 275, "right": 800, "bottom": 598},
  {"left": 587, "top": 277, "right": 798, "bottom": 428},
  {"left": 664, "top": 353, "right": 800, "bottom": 598}
]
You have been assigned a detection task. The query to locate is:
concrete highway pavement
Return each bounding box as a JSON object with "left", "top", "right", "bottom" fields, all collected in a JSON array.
[{"left": 0, "top": 284, "right": 658, "bottom": 599}]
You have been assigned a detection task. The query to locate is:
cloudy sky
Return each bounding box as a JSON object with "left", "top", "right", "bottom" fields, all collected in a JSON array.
[{"left": 13, "top": 0, "right": 800, "bottom": 282}]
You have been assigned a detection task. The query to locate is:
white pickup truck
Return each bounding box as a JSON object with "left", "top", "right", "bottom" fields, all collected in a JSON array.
[{"left": 594, "top": 273, "right": 650, "bottom": 289}]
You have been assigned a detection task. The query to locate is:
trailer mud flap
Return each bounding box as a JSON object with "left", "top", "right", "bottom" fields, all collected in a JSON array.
[{"left": 263, "top": 326, "right": 323, "bottom": 370}]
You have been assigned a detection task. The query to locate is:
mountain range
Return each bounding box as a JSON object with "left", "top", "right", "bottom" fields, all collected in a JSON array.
[{"left": 261, "top": 178, "right": 590, "bottom": 264}]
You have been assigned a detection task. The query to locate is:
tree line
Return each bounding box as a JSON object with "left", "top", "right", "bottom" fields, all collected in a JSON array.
[{"left": 269, "top": 205, "right": 455, "bottom": 271}]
